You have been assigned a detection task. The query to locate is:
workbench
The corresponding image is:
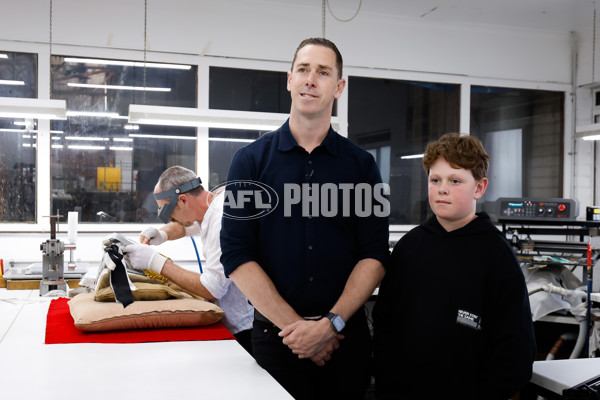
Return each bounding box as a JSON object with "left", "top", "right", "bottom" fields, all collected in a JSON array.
[
  {"left": 530, "top": 358, "right": 600, "bottom": 398},
  {"left": 0, "top": 288, "right": 293, "bottom": 400},
  {"left": 498, "top": 214, "right": 600, "bottom": 398}
]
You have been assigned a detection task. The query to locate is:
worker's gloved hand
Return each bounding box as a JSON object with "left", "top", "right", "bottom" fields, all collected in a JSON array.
[
  {"left": 123, "top": 243, "right": 169, "bottom": 274},
  {"left": 140, "top": 227, "right": 168, "bottom": 245}
]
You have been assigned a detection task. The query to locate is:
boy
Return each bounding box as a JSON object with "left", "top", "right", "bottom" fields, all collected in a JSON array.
[{"left": 373, "top": 133, "right": 536, "bottom": 399}]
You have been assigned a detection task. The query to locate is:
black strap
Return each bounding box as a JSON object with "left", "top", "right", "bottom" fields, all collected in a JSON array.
[{"left": 106, "top": 244, "right": 134, "bottom": 308}]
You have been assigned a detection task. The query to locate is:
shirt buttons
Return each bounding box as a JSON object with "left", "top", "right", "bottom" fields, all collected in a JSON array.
[
  {"left": 308, "top": 276, "right": 314, "bottom": 282},
  {"left": 308, "top": 245, "right": 313, "bottom": 250}
]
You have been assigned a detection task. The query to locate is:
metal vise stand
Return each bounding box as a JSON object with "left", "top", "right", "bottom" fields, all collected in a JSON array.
[{"left": 40, "top": 215, "right": 68, "bottom": 296}]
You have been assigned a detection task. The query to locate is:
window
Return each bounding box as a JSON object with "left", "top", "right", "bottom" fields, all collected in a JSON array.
[
  {"left": 50, "top": 56, "right": 197, "bottom": 223},
  {"left": 470, "top": 86, "right": 564, "bottom": 220},
  {"left": 348, "top": 76, "right": 460, "bottom": 225},
  {"left": 0, "top": 50, "right": 38, "bottom": 222},
  {"left": 208, "top": 67, "right": 291, "bottom": 189}
]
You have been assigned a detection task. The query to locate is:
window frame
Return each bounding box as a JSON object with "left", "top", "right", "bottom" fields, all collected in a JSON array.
[
  {"left": 342, "top": 66, "right": 572, "bottom": 235},
  {"left": 0, "top": 48, "right": 39, "bottom": 223},
  {"left": 0, "top": 43, "right": 573, "bottom": 234}
]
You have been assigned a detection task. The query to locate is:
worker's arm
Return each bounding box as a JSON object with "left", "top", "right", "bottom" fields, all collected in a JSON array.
[
  {"left": 160, "top": 260, "right": 216, "bottom": 302},
  {"left": 279, "top": 258, "right": 385, "bottom": 360},
  {"left": 123, "top": 243, "right": 216, "bottom": 302}
]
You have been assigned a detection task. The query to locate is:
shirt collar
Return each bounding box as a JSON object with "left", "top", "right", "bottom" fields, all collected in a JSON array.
[{"left": 278, "top": 118, "right": 339, "bottom": 156}]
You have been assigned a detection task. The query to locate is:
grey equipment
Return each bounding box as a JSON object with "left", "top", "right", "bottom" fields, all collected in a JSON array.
[{"left": 39, "top": 215, "right": 71, "bottom": 296}]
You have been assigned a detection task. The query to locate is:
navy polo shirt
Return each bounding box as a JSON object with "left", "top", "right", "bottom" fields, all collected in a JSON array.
[{"left": 220, "top": 120, "right": 390, "bottom": 316}]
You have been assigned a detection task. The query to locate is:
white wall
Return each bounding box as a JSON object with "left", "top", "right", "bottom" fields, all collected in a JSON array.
[
  {"left": 0, "top": 0, "right": 582, "bottom": 265},
  {"left": 574, "top": 21, "right": 599, "bottom": 211},
  {"left": 0, "top": 0, "right": 572, "bottom": 82}
]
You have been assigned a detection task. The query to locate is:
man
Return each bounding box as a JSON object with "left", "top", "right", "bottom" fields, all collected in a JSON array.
[
  {"left": 220, "top": 38, "right": 390, "bottom": 399},
  {"left": 123, "top": 166, "right": 254, "bottom": 354}
]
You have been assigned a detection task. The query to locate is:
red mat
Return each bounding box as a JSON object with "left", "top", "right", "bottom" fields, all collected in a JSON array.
[{"left": 45, "top": 297, "right": 235, "bottom": 344}]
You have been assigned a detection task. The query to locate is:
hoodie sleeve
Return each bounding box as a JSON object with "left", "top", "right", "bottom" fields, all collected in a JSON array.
[{"left": 478, "top": 236, "right": 536, "bottom": 399}]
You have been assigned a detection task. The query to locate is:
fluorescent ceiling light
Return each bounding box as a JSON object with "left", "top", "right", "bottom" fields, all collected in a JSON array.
[
  {"left": 52, "top": 144, "right": 63, "bottom": 149},
  {"left": 0, "top": 54, "right": 8, "bottom": 59},
  {"left": 65, "top": 136, "right": 109, "bottom": 141},
  {"left": 0, "top": 128, "right": 61, "bottom": 135},
  {"left": 582, "top": 134, "right": 600, "bottom": 140},
  {"left": 209, "top": 137, "right": 256, "bottom": 143},
  {"left": 64, "top": 57, "right": 191, "bottom": 70},
  {"left": 113, "top": 137, "right": 134, "bottom": 142},
  {"left": 0, "top": 97, "right": 66, "bottom": 120},
  {"left": 0, "top": 128, "right": 28, "bottom": 133},
  {"left": 0, "top": 80, "right": 25, "bottom": 86},
  {"left": 124, "top": 124, "right": 139, "bottom": 130},
  {"left": 129, "top": 105, "right": 284, "bottom": 130},
  {"left": 67, "top": 83, "right": 170, "bottom": 92},
  {"left": 66, "top": 111, "right": 120, "bottom": 118},
  {"left": 129, "top": 133, "right": 196, "bottom": 140},
  {"left": 128, "top": 104, "right": 341, "bottom": 131},
  {"left": 401, "top": 154, "right": 424, "bottom": 159},
  {"left": 68, "top": 144, "right": 105, "bottom": 150},
  {"left": 109, "top": 146, "right": 133, "bottom": 151},
  {"left": 575, "top": 123, "right": 600, "bottom": 140}
]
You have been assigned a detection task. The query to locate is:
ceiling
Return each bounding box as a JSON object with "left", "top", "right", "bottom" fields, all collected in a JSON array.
[{"left": 269, "top": 0, "right": 598, "bottom": 33}]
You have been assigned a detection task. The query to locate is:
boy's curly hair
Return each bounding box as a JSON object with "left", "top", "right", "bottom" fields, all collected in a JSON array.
[{"left": 422, "top": 133, "right": 489, "bottom": 181}]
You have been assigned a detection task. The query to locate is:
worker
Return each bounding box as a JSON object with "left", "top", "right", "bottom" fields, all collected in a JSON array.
[{"left": 123, "top": 165, "right": 254, "bottom": 354}]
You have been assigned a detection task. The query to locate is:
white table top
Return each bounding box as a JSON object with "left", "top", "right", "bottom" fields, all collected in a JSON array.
[
  {"left": 0, "top": 288, "right": 293, "bottom": 400},
  {"left": 531, "top": 358, "right": 600, "bottom": 394}
]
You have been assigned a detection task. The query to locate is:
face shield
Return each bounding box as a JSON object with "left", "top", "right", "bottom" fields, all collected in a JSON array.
[{"left": 154, "top": 177, "right": 202, "bottom": 224}]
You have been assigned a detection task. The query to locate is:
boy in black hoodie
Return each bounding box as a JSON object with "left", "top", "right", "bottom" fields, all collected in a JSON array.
[{"left": 373, "top": 133, "right": 536, "bottom": 399}]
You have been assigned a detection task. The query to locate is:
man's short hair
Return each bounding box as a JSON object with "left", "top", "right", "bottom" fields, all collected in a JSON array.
[
  {"left": 157, "top": 166, "right": 204, "bottom": 197},
  {"left": 291, "top": 37, "right": 343, "bottom": 79},
  {"left": 422, "top": 133, "right": 490, "bottom": 181}
]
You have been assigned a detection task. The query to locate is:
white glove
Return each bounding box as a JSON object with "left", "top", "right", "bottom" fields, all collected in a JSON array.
[
  {"left": 123, "top": 243, "right": 169, "bottom": 274},
  {"left": 140, "top": 227, "right": 168, "bottom": 245}
]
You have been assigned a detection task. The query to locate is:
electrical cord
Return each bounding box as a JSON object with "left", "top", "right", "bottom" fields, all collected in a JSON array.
[
  {"left": 326, "top": 0, "right": 362, "bottom": 22},
  {"left": 190, "top": 236, "right": 203, "bottom": 273},
  {"left": 321, "top": 0, "right": 363, "bottom": 37}
]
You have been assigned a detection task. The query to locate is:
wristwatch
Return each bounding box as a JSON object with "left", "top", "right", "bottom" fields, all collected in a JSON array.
[{"left": 325, "top": 312, "right": 345, "bottom": 333}]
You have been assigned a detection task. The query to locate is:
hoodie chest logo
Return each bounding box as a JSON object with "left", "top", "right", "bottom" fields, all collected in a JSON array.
[{"left": 456, "top": 309, "right": 481, "bottom": 331}]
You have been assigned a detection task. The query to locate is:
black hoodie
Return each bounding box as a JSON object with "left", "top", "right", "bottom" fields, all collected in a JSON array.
[{"left": 373, "top": 212, "right": 536, "bottom": 399}]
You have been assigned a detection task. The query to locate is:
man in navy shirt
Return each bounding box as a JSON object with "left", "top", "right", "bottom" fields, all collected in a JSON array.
[{"left": 220, "top": 37, "right": 390, "bottom": 400}]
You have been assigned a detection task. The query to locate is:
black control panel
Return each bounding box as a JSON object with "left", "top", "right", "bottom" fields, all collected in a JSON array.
[{"left": 497, "top": 197, "right": 579, "bottom": 221}]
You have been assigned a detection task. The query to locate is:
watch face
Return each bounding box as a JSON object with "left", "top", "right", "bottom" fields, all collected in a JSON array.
[{"left": 331, "top": 315, "right": 345, "bottom": 332}]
